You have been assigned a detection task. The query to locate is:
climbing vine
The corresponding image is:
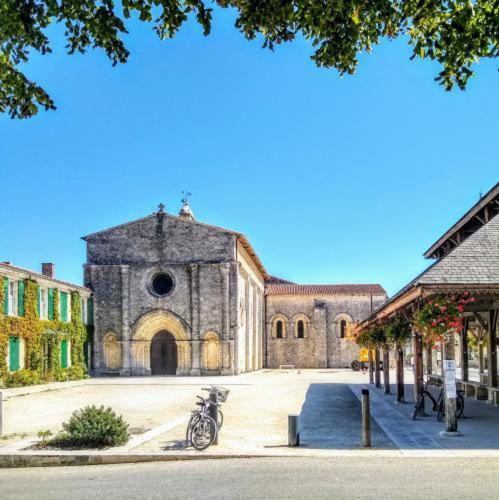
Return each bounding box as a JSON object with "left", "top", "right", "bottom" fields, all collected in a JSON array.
[{"left": 0, "top": 276, "right": 90, "bottom": 387}]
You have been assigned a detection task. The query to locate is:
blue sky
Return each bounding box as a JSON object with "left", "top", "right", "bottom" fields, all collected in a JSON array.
[{"left": 1, "top": 8, "right": 497, "bottom": 297}]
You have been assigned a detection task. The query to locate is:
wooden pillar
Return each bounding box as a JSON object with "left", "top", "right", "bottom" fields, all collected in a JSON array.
[
  {"left": 444, "top": 339, "right": 458, "bottom": 433},
  {"left": 461, "top": 319, "right": 469, "bottom": 382},
  {"left": 440, "top": 341, "right": 445, "bottom": 376},
  {"left": 478, "top": 339, "right": 485, "bottom": 374},
  {"left": 374, "top": 349, "right": 381, "bottom": 388},
  {"left": 368, "top": 349, "right": 374, "bottom": 384},
  {"left": 413, "top": 331, "right": 423, "bottom": 402},
  {"left": 396, "top": 345, "right": 405, "bottom": 402},
  {"left": 487, "top": 310, "right": 498, "bottom": 389},
  {"left": 383, "top": 349, "right": 390, "bottom": 394},
  {"left": 426, "top": 343, "right": 433, "bottom": 375}
]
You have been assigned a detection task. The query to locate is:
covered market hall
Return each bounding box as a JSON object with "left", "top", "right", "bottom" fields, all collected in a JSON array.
[{"left": 357, "top": 182, "right": 499, "bottom": 436}]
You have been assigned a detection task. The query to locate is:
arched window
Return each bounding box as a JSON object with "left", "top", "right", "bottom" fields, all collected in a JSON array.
[
  {"left": 276, "top": 320, "right": 283, "bottom": 339},
  {"left": 340, "top": 320, "right": 347, "bottom": 338},
  {"left": 297, "top": 320, "right": 304, "bottom": 339}
]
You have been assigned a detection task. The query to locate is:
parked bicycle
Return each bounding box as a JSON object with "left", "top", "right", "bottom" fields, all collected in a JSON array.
[
  {"left": 436, "top": 388, "right": 465, "bottom": 422},
  {"left": 186, "top": 385, "right": 230, "bottom": 451},
  {"left": 412, "top": 380, "right": 439, "bottom": 420},
  {"left": 412, "top": 379, "right": 465, "bottom": 421}
]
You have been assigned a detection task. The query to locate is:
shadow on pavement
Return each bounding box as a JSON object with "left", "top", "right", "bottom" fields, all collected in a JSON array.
[{"left": 298, "top": 384, "right": 395, "bottom": 449}]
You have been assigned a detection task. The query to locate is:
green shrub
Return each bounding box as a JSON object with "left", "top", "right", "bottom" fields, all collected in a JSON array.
[
  {"left": 55, "top": 405, "right": 129, "bottom": 449},
  {"left": 54, "top": 363, "right": 88, "bottom": 382},
  {"left": 3, "top": 369, "right": 41, "bottom": 388}
]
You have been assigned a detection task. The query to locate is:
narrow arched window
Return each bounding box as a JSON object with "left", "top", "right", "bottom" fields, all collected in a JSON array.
[
  {"left": 297, "top": 320, "right": 305, "bottom": 338},
  {"left": 276, "top": 320, "right": 283, "bottom": 339},
  {"left": 340, "top": 320, "right": 347, "bottom": 338}
]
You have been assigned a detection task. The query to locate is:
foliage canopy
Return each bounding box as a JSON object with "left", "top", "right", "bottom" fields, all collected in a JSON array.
[{"left": 1, "top": 1, "right": 497, "bottom": 118}]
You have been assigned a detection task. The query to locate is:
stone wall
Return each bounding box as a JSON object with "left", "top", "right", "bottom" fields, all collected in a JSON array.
[
  {"left": 265, "top": 294, "right": 386, "bottom": 368},
  {"left": 235, "top": 242, "right": 265, "bottom": 374},
  {"left": 84, "top": 212, "right": 244, "bottom": 376}
]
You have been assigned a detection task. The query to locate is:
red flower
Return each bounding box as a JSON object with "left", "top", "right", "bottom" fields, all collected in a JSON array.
[{"left": 431, "top": 321, "right": 437, "bottom": 327}]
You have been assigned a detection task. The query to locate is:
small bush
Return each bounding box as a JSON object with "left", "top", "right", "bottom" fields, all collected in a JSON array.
[
  {"left": 55, "top": 405, "right": 129, "bottom": 449},
  {"left": 54, "top": 363, "right": 88, "bottom": 382},
  {"left": 3, "top": 369, "right": 41, "bottom": 388}
]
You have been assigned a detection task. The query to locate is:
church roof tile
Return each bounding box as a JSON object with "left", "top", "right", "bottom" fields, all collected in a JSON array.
[{"left": 265, "top": 283, "right": 386, "bottom": 296}]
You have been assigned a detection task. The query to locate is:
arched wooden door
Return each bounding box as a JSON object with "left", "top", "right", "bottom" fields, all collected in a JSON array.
[{"left": 150, "top": 331, "right": 177, "bottom": 375}]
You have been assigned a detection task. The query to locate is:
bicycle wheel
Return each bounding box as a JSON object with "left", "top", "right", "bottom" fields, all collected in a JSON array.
[
  {"left": 437, "top": 400, "right": 445, "bottom": 422},
  {"left": 186, "top": 414, "right": 200, "bottom": 443},
  {"left": 218, "top": 409, "right": 223, "bottom": 430},
  {"left": 190, "top": 416, "right": 217, "bottom": 451},
  {"left": 412, "top": 396, "right": 424, "bottom": 420},
  {"left": 457, "top": 395, "right": 465, "bottom": 418}
]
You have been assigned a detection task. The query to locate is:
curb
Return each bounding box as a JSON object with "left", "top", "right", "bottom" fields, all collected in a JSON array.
[{"left": 0, "top": 453, "right": 276, "bottom": 469}]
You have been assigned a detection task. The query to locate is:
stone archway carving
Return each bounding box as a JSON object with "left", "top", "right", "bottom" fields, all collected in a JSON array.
[
  {"left": 202, "top": 332, "right": 221, "bottom": 373},
  {"left": 130, "top": 310, "right": 191, "bottom": 375},
  {"left": 291, "top": 313, "right": 311, "bottom": 338},
  {"left": 332, "top": 312, "right": 355, "bottom": 338},
  {"left": 104, "top": 333, "right": 121, "bottom": 371}
]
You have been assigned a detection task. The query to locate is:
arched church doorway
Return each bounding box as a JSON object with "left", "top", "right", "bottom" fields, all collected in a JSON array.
[{"left": 150, "top": 331, "right": 177, "bottom": 375}]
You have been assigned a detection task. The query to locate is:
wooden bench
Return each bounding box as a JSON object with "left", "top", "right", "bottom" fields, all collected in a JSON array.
[
  {"left": 428, "top": 375, "right": 489, "bottom": 401},
  {"left": 489, "top": 387, "right": 499, "bottom": 405},
  {"left": 427, "top": 374, "right": 443, "bottom": 386},
  {"left": 461, "top": 380, "right": 489, "bottom": 400}
]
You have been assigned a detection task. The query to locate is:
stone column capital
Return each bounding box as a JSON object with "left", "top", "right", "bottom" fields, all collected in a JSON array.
[{"left": 220, "top": 262, "right": 230, "bottom": 276}]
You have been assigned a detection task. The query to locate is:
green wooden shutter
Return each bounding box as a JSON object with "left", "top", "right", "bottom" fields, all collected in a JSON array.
[
  {"left": 60, "top": 292, "right": 68, "bottom": 322},
  {"left": 3, "top": 278, "right": 9, "bottom": 315},
  {"left": 83, "top": 341, "right": 89, "bottom": 369},
  {"left": 60, "top": 339, "right": 68, "bottom": 368},
  {"left": 9, "top": 336, "right": 20, "bottom": 372},
  {"left": 48, "top": 288, "right": 54, "bottom": 320},
  {"left": 87, "top": 297, "right": 93, "bottom": 325},
  {"left": 18, "top": 281, "right": 25, "bottom": 317}
]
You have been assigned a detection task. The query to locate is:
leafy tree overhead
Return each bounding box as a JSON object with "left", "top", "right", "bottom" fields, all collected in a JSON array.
[{"left": 1, "top": 0, "right": 497, "bottom": 119}]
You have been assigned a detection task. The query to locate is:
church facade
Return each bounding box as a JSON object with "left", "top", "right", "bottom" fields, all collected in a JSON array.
[{"left": 83, "top": 203, "right": 386, "bottom": 376}]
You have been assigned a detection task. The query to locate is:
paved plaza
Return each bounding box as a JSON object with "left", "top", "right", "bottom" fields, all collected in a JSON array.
[{"left": 2, "top": 369, "right": 499, "bottom": 459}]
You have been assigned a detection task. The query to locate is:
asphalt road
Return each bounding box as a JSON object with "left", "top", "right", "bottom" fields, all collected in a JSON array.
[{"left": 2, "top": 457, "right": 499, "bottom": 499}]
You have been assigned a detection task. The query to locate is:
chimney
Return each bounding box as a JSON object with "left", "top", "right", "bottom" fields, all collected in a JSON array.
[{"left": 42, "top": 263, "right": 55, "bottom": 278}]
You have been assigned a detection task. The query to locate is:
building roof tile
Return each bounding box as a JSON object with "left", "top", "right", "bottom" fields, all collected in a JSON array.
[{"left": 265, "top": 283, "right": 386, "bottom": 296}]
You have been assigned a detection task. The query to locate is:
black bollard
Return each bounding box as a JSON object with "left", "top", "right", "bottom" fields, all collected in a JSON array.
[
  {"left": 362, "top": 389, "right": 371, "bottom": 448},
  {"left": 209, "top": 389, "right": 219, "bottom": 445},
  {"left": 288, "top": 414, "right": 299, "bottom": 447}
]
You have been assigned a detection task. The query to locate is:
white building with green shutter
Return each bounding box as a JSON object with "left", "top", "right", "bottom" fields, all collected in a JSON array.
[{"left": 0, "top": 262, "right": 93, "bottom": 387}]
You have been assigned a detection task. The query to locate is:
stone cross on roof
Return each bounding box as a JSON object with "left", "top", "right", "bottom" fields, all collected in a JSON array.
[{"left": 157, "top": 203, "right": 165, "bottom": 213}]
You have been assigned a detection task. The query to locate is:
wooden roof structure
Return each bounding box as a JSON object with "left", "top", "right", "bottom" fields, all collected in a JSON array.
[{"left": 358, "top": 182, "right": 499, "bottom": 331}]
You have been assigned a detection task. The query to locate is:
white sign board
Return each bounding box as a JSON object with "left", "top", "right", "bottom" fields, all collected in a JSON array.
[{"left": 444, "top": 359, "right": 457, "bottom": 399}]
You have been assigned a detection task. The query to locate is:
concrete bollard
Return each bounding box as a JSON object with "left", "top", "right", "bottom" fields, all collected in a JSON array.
[
  {"left": 362, "top": 389, "right": 371, "bottom": 448},
  {"left": 288, "top": 414, "right": 299, "bottom": 447},
  {"left": 209, "top": 390, "right": 219, "bottom": 445}
]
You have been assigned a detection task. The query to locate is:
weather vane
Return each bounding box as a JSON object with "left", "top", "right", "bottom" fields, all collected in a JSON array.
[{"left": 182, "top": 190, "right": 192, "bottom": 205}]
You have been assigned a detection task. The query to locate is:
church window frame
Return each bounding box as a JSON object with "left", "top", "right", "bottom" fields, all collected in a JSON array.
[
  {"left": 333, "top": 313, "right": 355, "bottom": 339},
  {"left": 149, "top": 272, "right": 175, "bottom": 297},
  {"left": 292, "top": 314, "right": 310, "bottom": 339},
  {"left": 271, "top": 315, "right": 288, "bottom": 339},
  {"left": 340, "top": 319, "right": 347, "bottom": 338}
]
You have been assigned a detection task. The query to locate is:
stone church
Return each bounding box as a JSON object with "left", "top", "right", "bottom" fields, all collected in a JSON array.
[{"left": 83, "top": 202, "right": 386, "bottom": 376}]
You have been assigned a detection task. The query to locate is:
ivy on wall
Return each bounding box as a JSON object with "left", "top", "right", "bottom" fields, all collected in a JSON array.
[{"left": 0, "top": 277, "right": 91, "bottom": 387}]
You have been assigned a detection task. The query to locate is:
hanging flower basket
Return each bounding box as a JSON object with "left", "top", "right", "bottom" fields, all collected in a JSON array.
[{"left": 413, "top": 292, "right": 475, "bottom": 347}]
